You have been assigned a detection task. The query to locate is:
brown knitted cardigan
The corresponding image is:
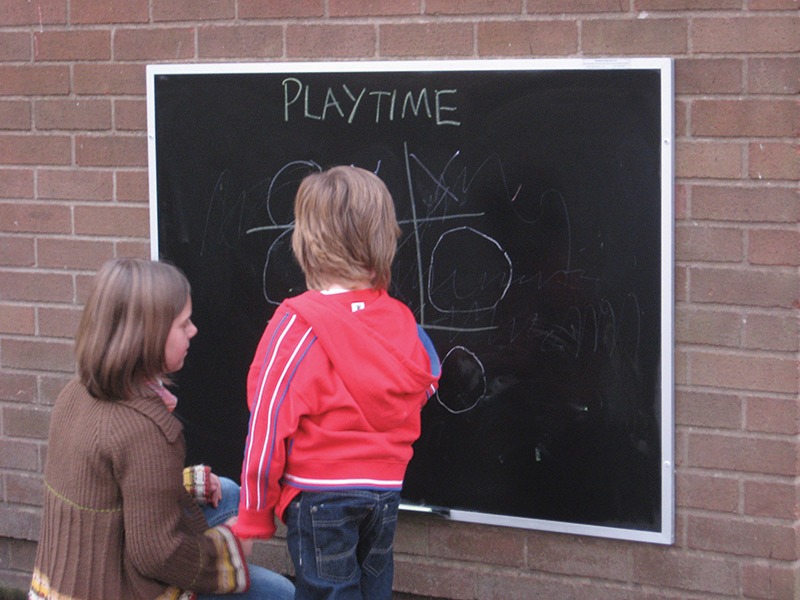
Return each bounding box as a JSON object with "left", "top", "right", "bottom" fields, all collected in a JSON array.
[{"left": 29, "top": 379, "right": 248, "bottom": 600}]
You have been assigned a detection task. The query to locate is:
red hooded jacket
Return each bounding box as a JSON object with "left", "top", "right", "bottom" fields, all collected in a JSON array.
[{"left": 233, "top": 288, "right": 440, "bottom": 539}]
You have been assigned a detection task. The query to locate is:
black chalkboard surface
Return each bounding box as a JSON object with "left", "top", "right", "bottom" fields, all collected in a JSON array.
[{"left": 147, "top": 59, "right": 674, "bottom": 544}]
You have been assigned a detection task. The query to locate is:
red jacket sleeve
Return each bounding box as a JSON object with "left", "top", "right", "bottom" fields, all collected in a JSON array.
[{"left": 233, "top": 308, "right": 313, "bottom": 539}]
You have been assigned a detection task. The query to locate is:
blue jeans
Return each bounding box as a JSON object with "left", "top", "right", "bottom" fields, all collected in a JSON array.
[
  {"left": 199, "top": 477, "right": 295, "bottom": 600},
  {"left": 285, "top": 489, "right": 400, "bottom": 600}
]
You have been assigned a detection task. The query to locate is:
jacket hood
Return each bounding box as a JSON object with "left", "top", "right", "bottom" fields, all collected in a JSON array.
[{"left": 284, "top": 290, "right": 439, "bottom": 430}]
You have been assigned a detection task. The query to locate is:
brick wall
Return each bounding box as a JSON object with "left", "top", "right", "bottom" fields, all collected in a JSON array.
[{"left": 1, "top": 1, "right": 798, "bottom": 597}]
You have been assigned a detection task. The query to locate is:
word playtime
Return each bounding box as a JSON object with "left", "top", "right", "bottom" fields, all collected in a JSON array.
[{"left": 282, "top": 77, "right": 461, "bottom": 126}]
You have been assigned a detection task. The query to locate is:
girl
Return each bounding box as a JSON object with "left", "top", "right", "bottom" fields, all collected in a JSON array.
[{"left": 29, "top": 258, "right": 294, "bottom": 600}]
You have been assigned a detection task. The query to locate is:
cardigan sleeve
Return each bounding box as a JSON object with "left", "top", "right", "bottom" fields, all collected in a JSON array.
[{"left": 110, "top": 407, "right": 249, "bottom": 595}]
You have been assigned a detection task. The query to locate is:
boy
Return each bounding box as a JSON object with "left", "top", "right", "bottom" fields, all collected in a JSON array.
[{"left": 232, "top": 166, "right": 441, "bottom": 600}]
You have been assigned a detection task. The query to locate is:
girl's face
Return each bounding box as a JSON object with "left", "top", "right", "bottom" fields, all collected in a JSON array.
[{"left": 164, "top": 299, "right": 197, "bottom": 373}]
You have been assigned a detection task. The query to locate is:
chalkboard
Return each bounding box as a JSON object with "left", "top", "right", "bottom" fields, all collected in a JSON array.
[{"left": 147, "top": 59, "right": 674, "bottom": 544}]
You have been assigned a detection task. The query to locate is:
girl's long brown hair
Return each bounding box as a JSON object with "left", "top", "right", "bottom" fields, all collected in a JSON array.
[{"left": 75, "top": 258, "right": 190, "bottom": 401}]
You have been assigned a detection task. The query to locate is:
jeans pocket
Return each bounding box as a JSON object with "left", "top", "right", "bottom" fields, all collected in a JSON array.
[
  {"left": 361, "top": 499, "right": 398, "bottom": 578},
  {"left": 310, "top": 501, "right": 360, "bottom": 582}
]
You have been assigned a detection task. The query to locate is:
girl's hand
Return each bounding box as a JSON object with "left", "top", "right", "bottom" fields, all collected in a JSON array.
[{"left": 207, "top": 472, "right": 222, "bottom": 508}]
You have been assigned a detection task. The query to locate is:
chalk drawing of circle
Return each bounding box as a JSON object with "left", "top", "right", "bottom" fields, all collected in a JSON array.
[
  {"left": 266, "top": 160, "right": 321, "bottom": 225},
  {"left": 427, "top": 226, "right": 512, "bottom": 314},
  {"left": 511, "top": 188, "right": 564, "bottom": 225},
  {"left": 436, "top": 346, "right": 486, "bottom": 415},
  {"left": 262, "top": 228, "right": 304, "bottom": 305}
]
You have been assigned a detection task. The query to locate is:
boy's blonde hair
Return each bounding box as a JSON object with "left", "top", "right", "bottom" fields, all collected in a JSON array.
[
  {"left": 292, "top": 165, "right": 401, "bottom": 291},
  {"left": 75, "top": 258, "right": 191, "bottom": 401}
]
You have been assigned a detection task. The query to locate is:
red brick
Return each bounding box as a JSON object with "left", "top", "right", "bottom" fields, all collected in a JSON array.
[
  {"left": 197, "top": 25, "right": 283, "bottom": 59},
  {"left": 742, "top": 563, "right": 800, "bottom": 600},
  {"left": 675, "top": 141, "right": 742, "bottom": 179},
  {"left": 382, "top": 22, "right": 475, "bottom": 56},
  {"left": 674, "top": 184, "right": 688, "bottom": 220},
  {"left": 71, "top": 0, "right": 148, "bottom": 24},
  {"left": 675, "top": 224, "right": 743, "bottom": 263},
  {"left": 746, "top": 395, "right": 800, "bottom": 435},
  {"left": 691, "top": 185, "right": 798, "bottom": 224},
  {"left": 34, "top": 99, "right": 112, "bottom": 131},
  {"left": 0, "top": 271, "right": 74, "bottom": 303},
  {"left": 742, "top": 313, "right": 799, "bottom": 353},
  {"left": 114, "top": 99, "right": 147, "bottom": 131},
  {"left": 674, "top": 349, "right": 688, "bottom": 391},
  {"left": 287, "top": 24, "right": 377, "bottom": 58},
  {"left": 675, "top": 99, "right": 688, "bottom": 136},
  {"left": 0, "top": 439, "right": 38, "bottom": 470},
  {"left": 744, "top": 480, "right": 798, "bottom": 520},
  {"left": 748, "top": 228, "right": 800, "bottom": 267},
  {"left": 74, "top": 205, "right": 149, "bottom": 237},
  {"left": 748, "top": 57, "right": 800, "bottom": 95},
  {"left": 116, "top": 171, "right": 149, "bottom": 203},
  {"left": 116, "top": 241, "right": 150, "bottom": 258},
  {"left": 38, "top": 238, "right": 115, "bottom": 270},
  {"left": 5, "top": 473, "right": 43, "bottom": 507},
  {"left": 425, "top": 0, "right": 520, "bottom": 14},
  {"left": 1, "top": 339, "right": 74, "bottom": 373},
  {"left": 0, "top": 305, "right": 35, "bottom": 335},
  {"left": 676, "top": 472, "right": 739, "bottom": 512},
  {"left": 0, "top": 373, "right": 37, "bottom": 405},
  {"left": 476, "top": 572, "right": 581, "bottom": 600},
  {"left": 331, "top": 0, "right": 421, "bottom": 16},
  {"left": 33, "top": 30, "right": 111, "bottom": 61},
  {"left": 40, "top": 374, "right": 72, "bottom": 406},
  {"left": 394, "top": 556, "right": 478, "bottom": 599},
  {"left": 0, "top": 169, "right": 34, "bottom": 198},
  {"left": 0, "top": 203, "right": 71, "bottom": 234},
  {"left": 75, "top": 273, "right": 96, "bottom": 303},
  {"left": 748, "top": 142, "right": 800, "bottom": 182},
  {"left": 0, "top": 32, "right": 31, "bottom": 61},
  {"left": 636, "top": 0, "right": 741, "bottom": 7},
  {"left": 0, "top": 507, "right": 41, "bottom": 542},
  {"left": 1, "top": 0, "right": 66, "bottom": 25},
  {"left": 3, "top": 406, "right": 50, "bottom": 439},
  {"left": 38, "top": 169, "right": 113, "bottom": 202},
  {"left": 0, "top": 100, "right": 32, "bottom": 130},
  {"left": 76, "top": 135, "right": 147, "bottom": 168},
  {"left": 394, "top": 515, "right": 428, "bottom": 555},
  {"left": 0, "top": 66, "right": 70, "bottom": 96},
  {"left": 674, "top": 58, "right": 742, "bottom": 95},
  {"left": 478, "top": 21, "right": 578, "bottom": 56},
  {"left": 690, "top": 267, "right": 797, "bottom": 309},
  {"left": 675, "top": 389, "right": 742, "bottom": 429},
  {"left": 239, "top": 0, "right": 323, "bottom": 18},
  {"left": 531, "top": 534, "right": 631, "bottom": 580},
  {"left": 0, "top": 236, "right": 34, "bottom": 267},
  {"left": 38, "top": 306, "right": 82, "bottom": 339},
  {"left": 73, "top": 64, "right": 146, "bottom": 95},
  {"left": 692, "top": 99, "right": 798, "bottom": 138},
  {"left": 674, "top": 306, "right": 741, "bottom": 347},
  {"left": 689, "top": 431, "right": 797, "bottom": 476},
  {"left": 153, "top": 0, "right": 235, "bottom": 21},
  {"left": 633, "top": 545, "right": 739, "bottom": 595},
  {"left": 114, "top": 28, "right": 195, "bottom": 61},
  {"left": 582, "top": 19, "right": 687, "bottom": 55},
  {"left": 689, "top": 350, "right": 797, "bottom": 394},
  {"left": 688, "top": 514, "right": 797, "bottom": 560},
  {"left": 0, "top": 134, "right": 70, "bottom": 166},
  {"left": 748, "top": 0, "right": 799, "bottom": 7},
  {"left": 429, "top": 522, "right": 525, "bottom": 567},
  {"left": 693, "top": 16, "right": 800, "bottom": 53}
]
